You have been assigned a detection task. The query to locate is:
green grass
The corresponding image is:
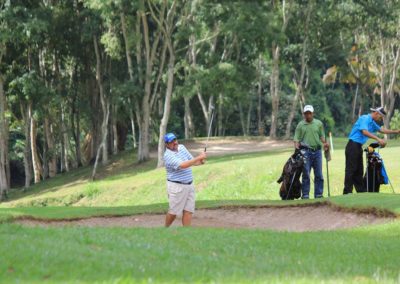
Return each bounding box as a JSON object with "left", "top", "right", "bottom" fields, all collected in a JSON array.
[
  {"left": 3, "top": 137, "right": 400, "bottom": 208},
  {"left": 1, "top": 221, "right": 399, "bottom": 283},
  {"left": 1, "top": 137, "right": 400, "bottom": 283}
]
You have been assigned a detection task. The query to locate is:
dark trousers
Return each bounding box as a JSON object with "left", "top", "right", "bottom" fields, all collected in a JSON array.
[{"left": 343, "top": 140, "right": 365, "bottom": 194}]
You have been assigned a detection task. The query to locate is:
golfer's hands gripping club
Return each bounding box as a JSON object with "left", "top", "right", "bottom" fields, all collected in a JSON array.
[{"left": 197, "top": 151, "right": 207, "bottom": 165}]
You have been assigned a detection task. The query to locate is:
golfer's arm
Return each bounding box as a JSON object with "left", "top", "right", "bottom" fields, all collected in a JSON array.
[
  {"left": 179, "top": 156, "right": 203, "bottom": 169},
  {"left": 361, "top": 130, "right": 381, "bottom": 141},
  {"left": 379, "top": 128, "right": 400, "bottom": 135}
]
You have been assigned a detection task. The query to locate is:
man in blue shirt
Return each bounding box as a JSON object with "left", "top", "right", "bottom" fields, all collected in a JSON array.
[
  {"left": 344, "top": 107, "right": 400, "bottom": 194},
  {"left": 163, "top": 133, "right": 206, "bottom": 227}
]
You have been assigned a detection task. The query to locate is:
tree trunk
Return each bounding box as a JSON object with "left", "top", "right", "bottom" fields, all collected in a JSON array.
[
  {"left": 284, "top": 87, "right": 300, "bottom": 139},
  {"left": 238, "top": 102, "right": 247, "bottom": 136},
  {"left": 269, "top": 43, "right": 280, "bottom": 139},
  {"left": 44, "top": 117, "right": 57, "bottom": 177},
  {"left": 383, "top": 44, "right": 400, "bottom": 128},
  {"left": 184, "top": 96, "right": 195, "bottom": 139},
  {"left": 61, "top": 103, "right": 70, "bottom": 172},
  {"left": 71, "top": 65, "right": 83, "bottom": 167},
  {"left": 246, "top": 100, "right": 253, "bottom": 135},
  {"left": 93, "top": 35, "right": 109, "bottom": 165},
  {"left": 30, "top": 117, "right": 42, "bottom": 183},
  {"left": 137, "top": 5, "right": 159, "bottom": 162},
  {"left": 284, "top": 2, "right": 312, "bottom": 139},
  {"left": 22, "top": 102, "right": 32, "bottom": 188},
  {"left": 157, "top": 49, "right": 175, "bottom": 167},
  {"left": 217, "top": 93, "right": 223, "bottom": 136},
  {"left": 0, "top": 74, "right": 9, "bottom": 197},
  {"left": 351, "top": 83, "right": 359, "bottom": 123},
  {"left": 112, "top": 104, "right": 118, "bottom": 155},
  {"left": 130, "top": 109, "right": 137, "bottom": 149},
  {"left": 120, "top": 11, "right": 138, "bottom": 150},
  {"left": 257, "top": 54, "right": 264, "bottom": 136}
]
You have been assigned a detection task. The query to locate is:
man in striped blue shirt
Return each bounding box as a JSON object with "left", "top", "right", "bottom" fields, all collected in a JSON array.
[{"left": 163, "top": 133, "right": 206, "bottom": 227}]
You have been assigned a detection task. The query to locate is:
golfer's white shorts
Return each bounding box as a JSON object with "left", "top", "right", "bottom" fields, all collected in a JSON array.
[{"left": 167, "top": 181, "right": 195, "bottom": 215}]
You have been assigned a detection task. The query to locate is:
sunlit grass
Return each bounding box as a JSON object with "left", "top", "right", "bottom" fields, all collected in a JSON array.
[{"left": 2, "top": 137, "right": 400, "bottom": 208}]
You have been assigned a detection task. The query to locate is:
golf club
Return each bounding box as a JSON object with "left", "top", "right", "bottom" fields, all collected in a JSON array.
[
  {"left": 204, "top": 106, "right": 215, "bottom": 152},
  {"left": 365, "top": 142, "right": 380, "bottom": 192},
  {"left": 388, "top": 179, "right": 396, "bottom": 194},
  {"left": 286, "top": 172, "right": 297, "bottom": 200},
  {"left": 324, "top": 136, "right": 331, "bottom": 197}
]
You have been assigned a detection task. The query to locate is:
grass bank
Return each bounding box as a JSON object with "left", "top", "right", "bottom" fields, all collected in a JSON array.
[{"left": 2, "top": 137, "right": 400, "bottom": 208}]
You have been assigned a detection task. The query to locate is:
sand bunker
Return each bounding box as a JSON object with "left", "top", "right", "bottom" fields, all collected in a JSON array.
[{"left": 15, "top": 205, "right": 395, "bottom": 232}]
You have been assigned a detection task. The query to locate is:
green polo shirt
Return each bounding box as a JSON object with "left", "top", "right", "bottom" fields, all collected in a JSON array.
[{"left": 293, "top": 119, "right": 325, "bottom": 149}]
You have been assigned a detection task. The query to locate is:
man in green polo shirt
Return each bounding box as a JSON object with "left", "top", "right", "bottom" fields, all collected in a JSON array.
[{"left": 294, "top": 105, "right": 329, "bottom": 199}]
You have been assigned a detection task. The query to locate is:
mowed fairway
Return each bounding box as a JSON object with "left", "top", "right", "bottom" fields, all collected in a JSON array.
[{"left": 1, "top": 137, "right": 400, "bottom": 283}]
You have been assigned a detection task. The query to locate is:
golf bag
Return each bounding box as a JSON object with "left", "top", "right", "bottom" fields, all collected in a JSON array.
[
  {"left": 277, "top": 148, "right": 306, "bottom": 200},
  {"left": 363, "top": 144, "right": 388, "bottom": 193}
]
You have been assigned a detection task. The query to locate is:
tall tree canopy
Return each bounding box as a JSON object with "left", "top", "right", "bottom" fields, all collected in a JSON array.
[{"left": 1, "top": 0, "right": 400, "bottom": 194}]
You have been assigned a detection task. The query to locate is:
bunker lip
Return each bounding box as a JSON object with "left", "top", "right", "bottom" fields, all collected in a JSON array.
[{"left": 13, "top": 203, "right": 397, "bottom": 232}]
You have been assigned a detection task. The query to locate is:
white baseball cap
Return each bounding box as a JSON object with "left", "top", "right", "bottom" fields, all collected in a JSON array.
[
  {"left": 303, "top": 105, "right": 314, "bottom": 113},
  {"left": 370, "top": 106, "right": 386, "bottom": 117}
]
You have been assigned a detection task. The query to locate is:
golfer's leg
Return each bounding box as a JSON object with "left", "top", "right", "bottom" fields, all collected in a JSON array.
[
  {"left": 166, "top": 181, "right": 184, "bottom": 227},
  {"left": 182, "top": 210, "right": 193, "bottom": 226},
  {"left": 313, "top": 151, "right": 324, "bottom": 198},
  {"left": 182, "top": 185, "right": 195, "bottom": 226},
  {"left": 353, "top": 148, "right": 365, "bottom": 192},
  {"left": 301, "top": 151, "right": 311, "bottom": 199},
  {"left": 165, "top": 213, "right": 177, "bottom": 227}
]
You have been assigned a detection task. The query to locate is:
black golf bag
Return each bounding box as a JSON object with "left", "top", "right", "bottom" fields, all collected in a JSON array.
[
  {"left": 277, "top": 148, "right": 305, "bottom": 200},
  {"left": 363, "top": 144, "right": 385, "bottom": 193}
]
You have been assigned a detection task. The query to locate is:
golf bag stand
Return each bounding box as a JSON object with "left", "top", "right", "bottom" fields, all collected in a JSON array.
[{"left": 277, "top": 147, "right": 306, "bottom": 200}]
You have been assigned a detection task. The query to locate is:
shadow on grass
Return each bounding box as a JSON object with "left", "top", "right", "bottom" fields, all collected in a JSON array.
[{"left": 3, "top": 150, "right": 157, "bottom": 203}]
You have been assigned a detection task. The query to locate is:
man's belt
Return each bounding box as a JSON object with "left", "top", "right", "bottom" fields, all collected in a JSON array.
[
  {"left": 168, "top": 180, "right": 193, "bottom": 185},
  {"left": 307, "top": 146, "right": 321, "bottom": 151}
]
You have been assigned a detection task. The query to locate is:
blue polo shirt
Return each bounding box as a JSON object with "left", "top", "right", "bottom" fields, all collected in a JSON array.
[
  {"left": 348, "top": 114, "right": 381, "bottom": 145},
  {"left": 164, "top": 145, "right": 193, "bottom": 183}
]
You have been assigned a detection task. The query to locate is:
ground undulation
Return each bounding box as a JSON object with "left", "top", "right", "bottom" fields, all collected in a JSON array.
[{"left": 16, "top": 205, "right": 394, "bottom": 232}]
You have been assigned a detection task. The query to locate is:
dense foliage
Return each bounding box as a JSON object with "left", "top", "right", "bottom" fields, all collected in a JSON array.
[{"left": 0, "top": 0, "right": 400, "bottom": 192}]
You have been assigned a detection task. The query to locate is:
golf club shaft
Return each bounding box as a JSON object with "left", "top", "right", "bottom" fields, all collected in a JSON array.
[
  {"left": 326, "top": 157, "right": 330, "bottom": 197},
  {"left": 388, "top": 179, "right": 396, "bottom": 194},
  {"left": 286, "top": 173, "right": 297, "bottom": 200},
  {"left": 204, "top": 109, "right": 215, "bottom": 152}
]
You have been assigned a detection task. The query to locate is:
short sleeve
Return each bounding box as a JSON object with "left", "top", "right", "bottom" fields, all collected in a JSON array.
[
  {"left": 164, "top": 151, "right": 181, "bottom": 170},
  {"left": 358, "top": 116, "right": 369, "bottom": 131},
  {"left": 293, "top": 123, "right": 302, "bottom": 142}
]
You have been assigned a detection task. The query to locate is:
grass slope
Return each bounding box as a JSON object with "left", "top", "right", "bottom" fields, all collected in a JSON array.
[
  {"left": 2, "top": 137, "right": 400, "bottom": 208},
  {"left": 1, "top": 137, "right": 400, "bottom": 283}
]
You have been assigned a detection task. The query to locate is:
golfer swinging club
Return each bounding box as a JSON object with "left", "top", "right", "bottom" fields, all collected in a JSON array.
[
  {"left": 343, "top": 107, "right": 400, "bottom": 194},
  {"left": 163, "top": 133, "right": 207, "bottom": 227}
]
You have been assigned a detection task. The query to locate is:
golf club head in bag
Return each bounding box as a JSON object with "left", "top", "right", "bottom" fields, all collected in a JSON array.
[{"left": 363, "top": 143, "right": 385, "bottom": 193}]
